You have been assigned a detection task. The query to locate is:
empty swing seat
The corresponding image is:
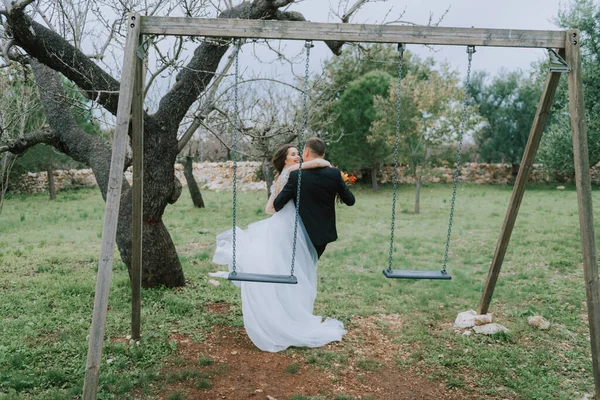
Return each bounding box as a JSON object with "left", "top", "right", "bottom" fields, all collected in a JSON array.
[
  {"left": 382, "top": 269, "right": 452, "bottom": 280},
  {"left": 228, "top": 272, "right": 298, "bottom": 284}
]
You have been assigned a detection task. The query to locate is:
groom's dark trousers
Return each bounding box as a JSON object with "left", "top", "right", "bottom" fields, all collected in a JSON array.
[
  {"left": 273, "top": 167, "right": 355, "bottom": 259},
  {"left": 315, "top": 245, "right": 327, "bottom": 259}
]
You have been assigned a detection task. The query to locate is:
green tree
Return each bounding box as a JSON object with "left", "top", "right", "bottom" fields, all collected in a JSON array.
[
  {"left": 469, "top": 70, "right": 541, "bottom": 165},
  {"left": 312, "top": 44, "right": 434, "bottom": 190},
  {"left": 538, "top": 0, "right": 600, "bottom": 179},
  {"left": 327, "top": 70, "right": 393, "bottom": 190},
  {"left": 371, "top": 63, "right": 484, "bottom": 213}
]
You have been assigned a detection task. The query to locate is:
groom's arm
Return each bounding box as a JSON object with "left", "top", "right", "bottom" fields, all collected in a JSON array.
[{"left": 273, "top": 171, "right": 297, "bottom": 212}]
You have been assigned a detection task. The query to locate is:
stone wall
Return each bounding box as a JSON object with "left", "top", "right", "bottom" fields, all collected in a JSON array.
[
  {"left": 9, "top": 161, "right": 599, "bottom": 194},
  {"left": 9, "top": 169, "right": 99, "bottom": 194},
  {"left": 378, "top": 163, "right": 552, "bottom": 185},
  {"left": 9, "top": 162, "right": 266, "bottom": 194}
]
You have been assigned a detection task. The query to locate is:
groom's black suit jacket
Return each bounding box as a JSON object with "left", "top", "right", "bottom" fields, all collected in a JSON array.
[{"left": 273, "top": 167, "right": 355, "bottom": 247}]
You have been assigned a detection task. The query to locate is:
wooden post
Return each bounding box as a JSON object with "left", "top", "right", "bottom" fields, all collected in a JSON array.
[
  {"left": 478, "top": 60, "right": 562, "bottom": 315},
  {"left": 131, "top": 34, "right": 145, "bottom": 341},
  {"left": 82, "top": 13, "right": 141, "bottom": 400},
  {"left": 566, "top": 29, "right": 600, "bottom": 399}
]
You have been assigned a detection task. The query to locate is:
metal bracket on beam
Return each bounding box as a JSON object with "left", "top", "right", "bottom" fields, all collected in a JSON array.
[
  {"left": 136, "top": 37, "right": 153, "bottom": 60},
  {"left": 397, "top": 43, "right": 405, "bottom": 56},
  {"left": 548, "top": 48, "right": 569, "bottom": 73}
]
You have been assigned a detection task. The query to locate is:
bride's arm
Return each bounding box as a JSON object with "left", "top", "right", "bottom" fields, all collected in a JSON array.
[
  {"left": 265, "top": 170, "right": 289, "bottom": 214},
  {"left": 265, "top": 189, "right": 277, "bottom": 214},
  {"left": 288, "top": 158, "right": 331, "bottom": 171}
]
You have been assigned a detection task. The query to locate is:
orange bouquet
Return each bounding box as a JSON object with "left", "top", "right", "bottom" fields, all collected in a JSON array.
[{"left": 341, "top": 171, "right": 357, "bottom": 185}]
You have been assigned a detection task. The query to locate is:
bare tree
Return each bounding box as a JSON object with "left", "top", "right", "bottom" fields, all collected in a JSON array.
[{"left": 179, "top": 137, "right": 205, "bottom": 208}]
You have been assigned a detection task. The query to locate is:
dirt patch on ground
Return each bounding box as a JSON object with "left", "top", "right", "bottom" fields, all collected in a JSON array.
[
  {"left": 149, "top": 311, "right": 490, "bottom": 400},
  {"left": 203, "top": 302, "right": 231, "bottom": 315}
]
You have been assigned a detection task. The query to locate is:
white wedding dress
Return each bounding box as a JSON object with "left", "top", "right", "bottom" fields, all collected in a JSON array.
[{"left": 212, "top": 168, "right": 347, "bottom": 352}]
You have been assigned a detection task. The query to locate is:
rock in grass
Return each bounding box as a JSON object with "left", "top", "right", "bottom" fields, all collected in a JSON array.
[
  {"left": 528, "top": 315, "right": 550, "bottom": 330},
  {"left": 454, "top": 310, "right": 477, "bottom": 328},
  {"left": 474, "top": 314, "right": 493, "bottom": 326},
  {"left": 473, "top": 323, "right": 509, "bottom": 335},
  {"left": 208, "top": 279, "right": 221, "bottom": 287}
]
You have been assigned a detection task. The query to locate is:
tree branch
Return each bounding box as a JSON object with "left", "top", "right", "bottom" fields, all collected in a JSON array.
[
  {"left": 144, "top": 36, "right": 184, "bottom": 98},
  {"left": 28, "top": 59, "right": 106, "bottom": 165},
  {"left": 86, "top": 19, "right": 118, "bottom": 61},
  {"left": 342, "top": 0, "right": 369, "bottom": 23},
  {"left": 177, "top": 47, "right": 237, "bottom": 152},
  {"left": 214, "top": 106, "right": 251, "bottom": 134},
  {"left": 270, "top": 0, "right": 294, "bottom": 7},
  {"left": 2, "top": 0, "right": 34, "bottom": 13},
  {"left": 13, "top": 0, "right": 35, "bottom": 11},
  {"left": 0, "top": 128, "right": 56, "bottom": 154},
  {"left": 178, "top": 117, "right": 203, "bottom": 152},
  {"left": 31, "top": 1, "right": 56, "bottom": 30},
  {"left": 200, "top": 120, "right": 251, "bottom": 158},
  {"left": 1, "top": 39, "right": 15, "bottom": 62},
  {"left": 4, "top": 8, "right": 121, "bottom": 115}
]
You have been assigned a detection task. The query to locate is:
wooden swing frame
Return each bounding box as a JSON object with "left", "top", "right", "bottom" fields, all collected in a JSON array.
[{"left": 82, "top": 14, "right": 600, "bottom": 400}]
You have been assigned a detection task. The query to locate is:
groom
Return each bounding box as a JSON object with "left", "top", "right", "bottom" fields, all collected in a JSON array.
[{"left": 273, "top": 137, "right": 355, "bottom": 259}]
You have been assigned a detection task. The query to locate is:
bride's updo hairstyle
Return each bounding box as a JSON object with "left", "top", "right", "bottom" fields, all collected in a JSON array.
[{"left": 272, "top": 144, "right": 294, "bottom": 175}]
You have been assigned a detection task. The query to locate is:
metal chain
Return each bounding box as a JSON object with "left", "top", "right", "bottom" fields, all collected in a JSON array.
[
  {"left": 290, "top": 40, "right": 312, "bottom": 277},
  {"left": 387, "top": 44, "right": 405, "bottom": 272},
  {"left": 231, "top": 39, "right": 241, "bottom": 275},
  {"left": 441, "top": 45, "right": 475, "bottom": 272}
]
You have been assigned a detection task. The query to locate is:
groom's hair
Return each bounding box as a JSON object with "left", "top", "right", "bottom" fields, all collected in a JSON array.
[{"left": 304, "top": 137, "right": 326, "bottom": 157}]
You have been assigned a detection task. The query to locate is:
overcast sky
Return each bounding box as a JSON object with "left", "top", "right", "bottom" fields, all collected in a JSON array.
[{"left": 243, "top": 0, "right": 566, "bottom": 81}]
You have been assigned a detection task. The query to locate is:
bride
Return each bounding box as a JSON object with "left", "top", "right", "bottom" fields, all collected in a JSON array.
[{"left": 211, "top": 144, "right": 347, "bottom": 352}]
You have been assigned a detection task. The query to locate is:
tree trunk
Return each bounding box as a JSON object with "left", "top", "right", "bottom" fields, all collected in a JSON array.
[
  {"left": 47, "top": 165, "right": 56, "bottom": 200},
  {"left": 183, "top": 156, "right": 205, "bottom": 208},
  {"left": 414, "top": 171, "right": 421, "bottom": 215},
  {"left": 29, "top": 60, "right": 185, "bottom": 288},
  {"left": 116, "top": 189, "right": 185, "bottom": 287},
  {"left": 371, "top": 165, "right": 378, "bottom": 191},
  {"left": 263, "top": 158, "right": 274, "bottom": 199},
  {"left": 511, "top": 163, "right": 520, "bottom": 177}
]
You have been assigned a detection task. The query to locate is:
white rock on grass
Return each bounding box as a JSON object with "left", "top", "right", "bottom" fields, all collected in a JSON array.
[
  {"left": 473, "top": 323, "right": 509, "bottom": 335},
  {"left": 528, "top": 315, "right": 550, "bottom": 330},
  {"left": 474, "top": 314, "right": 493, "bottom": 326},
  {"left": 454, "top": 310, "right": 477, "bottom": 328}
]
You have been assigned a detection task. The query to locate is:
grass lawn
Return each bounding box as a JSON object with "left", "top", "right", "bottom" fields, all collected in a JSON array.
[{"left": 0, "top": 183, "right": 598, "bottom": 399}]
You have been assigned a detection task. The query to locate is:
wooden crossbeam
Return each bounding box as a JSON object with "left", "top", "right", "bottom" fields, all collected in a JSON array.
[{"left": 140, "top": 17, "right": 566, "bottom": 49}]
